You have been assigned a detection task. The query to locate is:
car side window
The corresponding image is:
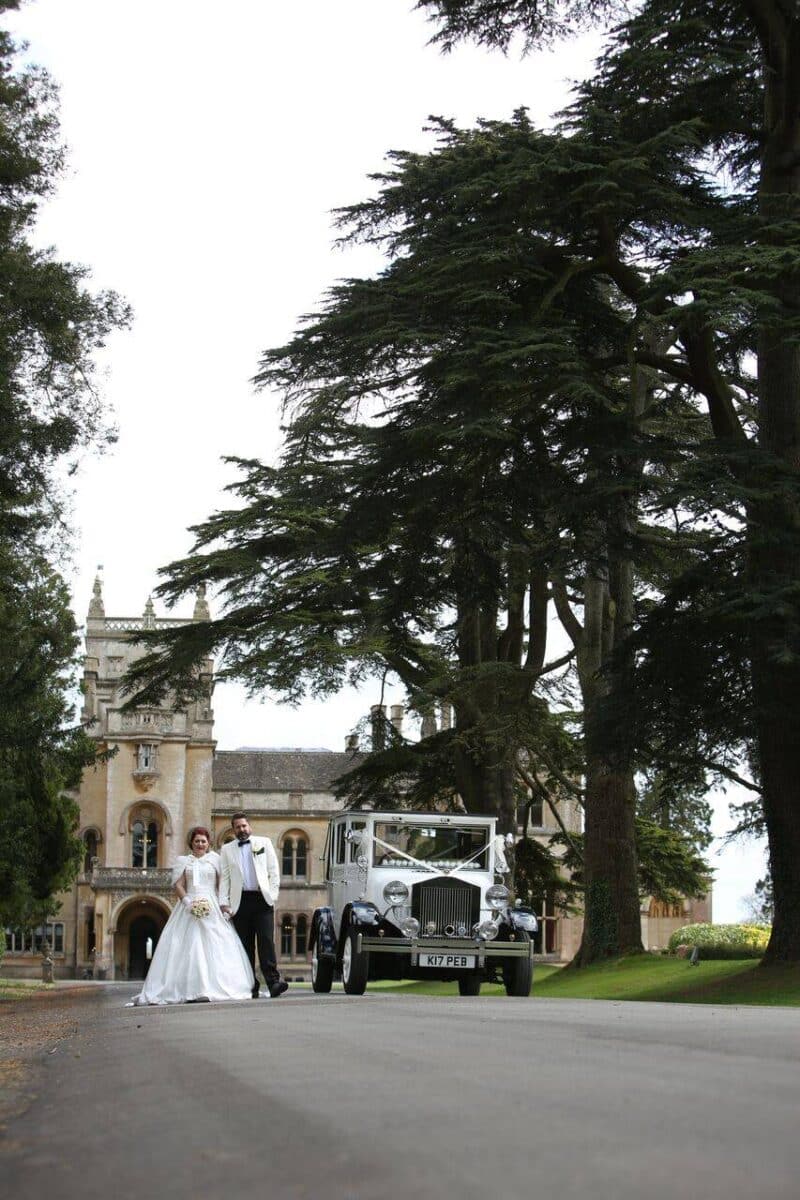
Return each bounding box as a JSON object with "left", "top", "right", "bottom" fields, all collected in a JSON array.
[
  {"left": 334, "top": 823, "right": 346, "bottom": 865},
  {"left": 348, "top": 821, "right": 367, "bottom": 863}
]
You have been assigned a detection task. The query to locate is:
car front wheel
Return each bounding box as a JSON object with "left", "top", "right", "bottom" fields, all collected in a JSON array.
[
  {"left": 311, "top": 945, "right": 334, "bottom": 993},
  {"left": 341, "top": 926, "right": 369, "bottom": 995},
  {"left": 502, "top": 931, "right": 532, "bottom": 996}
]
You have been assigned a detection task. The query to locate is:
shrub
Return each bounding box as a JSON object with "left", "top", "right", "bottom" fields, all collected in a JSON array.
[{"left": 668, "top": 923, "right": 770, "bottom": 959}]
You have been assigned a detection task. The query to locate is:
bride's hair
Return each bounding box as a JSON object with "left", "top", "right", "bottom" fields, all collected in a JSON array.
[{"left": 187, "top": 825, "right": 212, "bottom": 848}]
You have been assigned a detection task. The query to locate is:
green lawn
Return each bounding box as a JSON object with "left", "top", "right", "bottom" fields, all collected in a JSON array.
[
  {"left": 372, "top": 957, "right": 800, "bottom": 1006},
  {"left": 0, "top": 978, "right": 50, "bottom": 1002}
]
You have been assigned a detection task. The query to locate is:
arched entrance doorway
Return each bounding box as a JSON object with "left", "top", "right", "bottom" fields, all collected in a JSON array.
[
  {"left": 113, "top": 898, "right": 170, "bottom": 980},
  {"left": 129, "top": 915, "right": 162, "bottom": 979}
]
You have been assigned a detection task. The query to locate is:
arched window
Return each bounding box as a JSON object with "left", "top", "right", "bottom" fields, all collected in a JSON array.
[
  {"left": 280, "top": 914, "right": 293, "bottom": 957},
  {"left": 296, "top": 914, "right": 308, "bottom": 957},
  {"left": 280, "top": 832, "right": 309, "bottom": 879},
  {"left": 83, "top": 829, "right": 99, "bottom": 874},
  {"left": 131, "top": 817, "right": 159, "bottom": 868}
]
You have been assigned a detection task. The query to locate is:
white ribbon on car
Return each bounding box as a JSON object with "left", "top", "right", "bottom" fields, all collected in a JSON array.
[{"left": 362, "top": 831, "right": 489, "bottom": 877}]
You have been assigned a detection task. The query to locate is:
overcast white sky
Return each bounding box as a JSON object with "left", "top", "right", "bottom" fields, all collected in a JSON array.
[{"left": 8, "top": 0, "right": 766, "bottom": 920}]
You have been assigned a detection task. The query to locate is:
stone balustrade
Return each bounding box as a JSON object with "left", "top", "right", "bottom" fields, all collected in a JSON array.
[{"left": 91, "top": 866, "right": 173, "bottom": 893}]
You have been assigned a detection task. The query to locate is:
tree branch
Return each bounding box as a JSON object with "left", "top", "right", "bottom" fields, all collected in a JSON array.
[{"left": 517, "top": 764, "right": 584, "bottom": 861}]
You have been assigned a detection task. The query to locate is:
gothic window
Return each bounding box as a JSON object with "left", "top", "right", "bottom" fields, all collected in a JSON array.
[
  {"left": 136, "top": 743, "right": 158, "bottom": 771},
  {"left": 82, "top": 829, "right": 99, "bottom": 873},
  {"left": 278, "top": 913, "right": 309, "bottom": 959},
  {"left": 131, "top": 817, "right": 159, "bottom": 867},
  {"left": 4, "top": 923, "right": 64, "bottom": 954},
  {"left": 295, "top": 914, "right": 308, "bottom": 957},
  {"left": 280, "top": 831, "right": 309, "bottom": 879}
]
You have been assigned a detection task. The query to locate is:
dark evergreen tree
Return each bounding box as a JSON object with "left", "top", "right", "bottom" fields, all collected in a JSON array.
[
  {"left": 0, "top": 6, "right": 128, "bottom": 929},
  {"left": 419, "top": 0, "right": 800, "bottom": 965},
  {"left": 125, "top": 109, "right": 723, "bottom": 961}
]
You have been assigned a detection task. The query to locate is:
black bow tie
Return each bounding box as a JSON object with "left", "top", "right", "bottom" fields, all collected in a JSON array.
[{"left": 238, "top": 838, "right": 250, "bottom": 845}]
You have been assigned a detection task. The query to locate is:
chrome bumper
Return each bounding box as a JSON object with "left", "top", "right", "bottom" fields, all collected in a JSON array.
[{"left": 358, "top": 934, "right": 532, "bottom": 961}]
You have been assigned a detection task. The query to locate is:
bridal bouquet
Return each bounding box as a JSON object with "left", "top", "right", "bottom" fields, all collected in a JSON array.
[{"left": 190, "top": 898, "right": 212, "bottom": 919}]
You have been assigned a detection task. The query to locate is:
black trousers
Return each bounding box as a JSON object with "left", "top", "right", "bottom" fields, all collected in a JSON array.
[{"left": 232, "top": 891, "right": 280, "bottom": 993}]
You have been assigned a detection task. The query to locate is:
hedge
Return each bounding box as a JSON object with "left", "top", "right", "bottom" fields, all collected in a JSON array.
[{"left": 667, "top": 923, "right": 770, "bottom": 960}]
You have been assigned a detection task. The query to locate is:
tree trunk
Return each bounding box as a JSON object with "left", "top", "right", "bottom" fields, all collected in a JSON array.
[
  {"left": 576, "top": 749, "right": 642, "bottom": 963},
  {"left": 452, "top": 735, "right": 517, "bottom": 833},
  {"left": 568, "top": 457, "right": 644, "bottom": 964},
  {"left": 750, "top": 17, "right": 800, "bottom": 962}
]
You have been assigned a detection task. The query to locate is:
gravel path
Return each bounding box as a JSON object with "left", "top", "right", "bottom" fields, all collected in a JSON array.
[{"left": 0, "top": 986, "right": 106, "bottom": 1131}]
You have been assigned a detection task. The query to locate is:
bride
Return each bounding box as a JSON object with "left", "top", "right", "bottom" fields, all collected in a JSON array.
[{"left": 133, "top": 826, "right": 255, "bottom": 1004}]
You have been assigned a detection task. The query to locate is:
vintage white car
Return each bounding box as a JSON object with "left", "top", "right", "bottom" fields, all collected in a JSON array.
[{"left": 309, "top": 811, "right": 538, "bottom": 996}]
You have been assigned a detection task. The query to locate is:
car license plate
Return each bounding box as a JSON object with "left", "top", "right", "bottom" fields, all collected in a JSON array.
[{"left": 419, "top": 952, "right": 476, "bottom": 969}]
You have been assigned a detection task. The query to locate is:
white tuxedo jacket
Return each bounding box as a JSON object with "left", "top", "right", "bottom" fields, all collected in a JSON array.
[{"left": 219, "top": 836, "right": 280, "bottom": 913}]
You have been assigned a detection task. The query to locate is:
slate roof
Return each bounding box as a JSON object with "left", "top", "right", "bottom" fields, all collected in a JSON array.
[{"left": 212, "top": 749, "right": 363, "bottom": 794}]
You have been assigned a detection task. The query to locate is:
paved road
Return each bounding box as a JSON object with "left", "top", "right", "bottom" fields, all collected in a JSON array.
[{"left": 2, "top": 985, "right": 799, "bottom": 1200}]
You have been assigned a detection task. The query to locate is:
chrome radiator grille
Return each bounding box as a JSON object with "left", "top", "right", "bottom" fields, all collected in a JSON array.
[{"left": 411, "top": 878, "right": 480, "bottom": 937}]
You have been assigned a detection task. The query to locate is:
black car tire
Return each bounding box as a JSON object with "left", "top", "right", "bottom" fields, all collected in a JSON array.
[
  {"left": 311, "top": 945, "right": 334, "bottom": 993},
  {"left": 341, "top": 926, "right": 369, "bottom": 995},
  {"left": 502, "top": 931, "right": 533, "bottom": 996}
]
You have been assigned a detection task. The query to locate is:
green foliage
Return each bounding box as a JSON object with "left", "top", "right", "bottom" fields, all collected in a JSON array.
[
  {"left": 0, "top": 12, "right": 125, "bottom": 924},
  {"left": 416, "top": 0, "right": 602, "bottom": 50},
  {"left": 513, "top": 834, "right": 582, "bottom": 913},
  {"left": 0, "top": 547, "right": 98, "bottom": 926},
  {"left": 0, "top": 11, "right": 129, "bottom": 549},
  {"left": 667, "top": 923, "right": 770, "bottom": 959},
  {"left": 638, "top": 771, "right": 713, "bottom": 852},
  {"left": 554, "top": 816, "right": 710, "bottom": 904}
]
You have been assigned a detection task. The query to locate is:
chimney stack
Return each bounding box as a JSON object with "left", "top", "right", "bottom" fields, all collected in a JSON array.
[
  {"left": 390, "top": 704, "right": 404, "bottom": 737},
  {"left": 370, "top": 704, "right": 387, "bottom": 751}
]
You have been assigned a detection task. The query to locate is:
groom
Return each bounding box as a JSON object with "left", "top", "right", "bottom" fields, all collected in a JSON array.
[{"left": 220, "top": 812, "right": 288, "bottom": 999}]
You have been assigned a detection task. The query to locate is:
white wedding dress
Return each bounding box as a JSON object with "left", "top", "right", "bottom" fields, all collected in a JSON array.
[{"left": 133, "top": 851, "right": 255, "bottom": 1004}]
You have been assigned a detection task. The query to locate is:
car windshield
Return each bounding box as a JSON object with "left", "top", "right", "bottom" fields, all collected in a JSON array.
[{"left": 372, "top": 823, "right": 489, "bottom": 870}]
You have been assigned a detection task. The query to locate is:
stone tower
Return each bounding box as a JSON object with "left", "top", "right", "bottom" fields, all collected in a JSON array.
[{"left": 70, "top": 577, "right": 216, "bottom": 980}]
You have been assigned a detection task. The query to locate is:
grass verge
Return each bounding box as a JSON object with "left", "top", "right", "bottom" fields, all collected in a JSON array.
[
  {"left": 374, "top": 957, "right": 800, "bottom": 1005},
  {"left": 0, "top": 979, "right": 50, "bottom": 1002}
]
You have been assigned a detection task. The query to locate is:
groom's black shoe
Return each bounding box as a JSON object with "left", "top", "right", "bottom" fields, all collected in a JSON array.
[
  {"left": 251, "top": 987, "right": 260, "bottom": 999},
  {"left": 269, "top": 980, "right": 289, "bottom": 999}
]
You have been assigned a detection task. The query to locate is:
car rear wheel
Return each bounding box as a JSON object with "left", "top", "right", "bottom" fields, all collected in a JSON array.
[
  {"left": 311, "top": 945, "right": 334, "bottom": 993},
  {"left": 457, "top": 975, "right": 481, "bottom": 996},
  {"left": 341, "top": 926, "right": 368, "bottom": 995},
  {"left": 502, "top": 931, "right": 532, "bottom": 996}
]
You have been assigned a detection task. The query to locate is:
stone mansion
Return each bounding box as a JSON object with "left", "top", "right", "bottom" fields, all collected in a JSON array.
[{"left": 1, "top": 579, "right": 710, "bottom": 982}]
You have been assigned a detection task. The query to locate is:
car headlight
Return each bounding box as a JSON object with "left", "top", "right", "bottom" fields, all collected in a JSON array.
[
  {"left": 474, "top": 920, "right": 499, "bottom": 941},
  {"left": 399, "top": 917, "right": 419, "bottom": 938},
  {"left": 383, "top": 879, "right": 409, "bottom": 905},
  {"left": 486, "top": 884, "right": 510, "bottom": 910}
]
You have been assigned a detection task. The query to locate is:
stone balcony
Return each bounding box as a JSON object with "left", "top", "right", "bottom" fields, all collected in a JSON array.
[{"left": 90, "top": 866, "right": 173, "bottom": 894}]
